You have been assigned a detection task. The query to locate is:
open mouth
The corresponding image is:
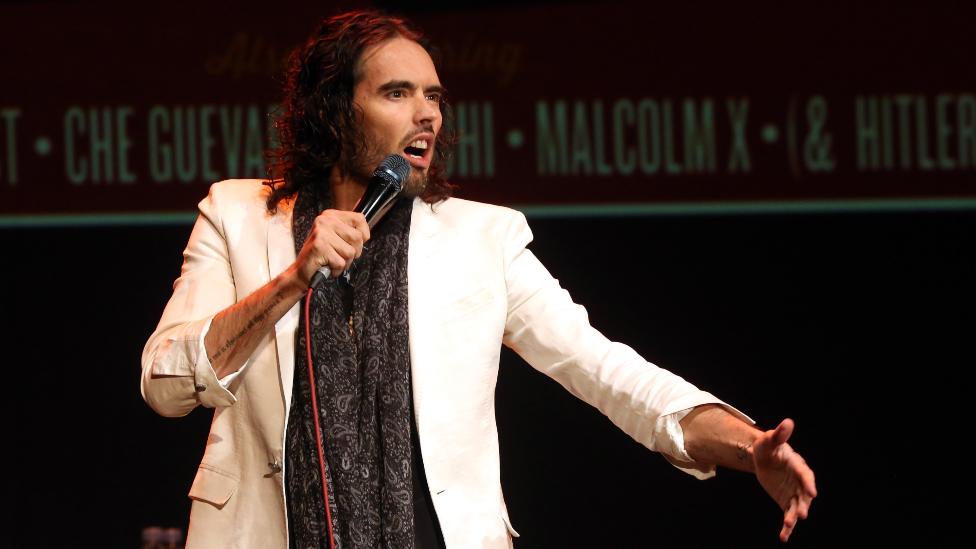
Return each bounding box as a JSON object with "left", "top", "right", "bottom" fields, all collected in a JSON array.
[{"left": 403, "top": 138, "right": 430, "bottom": 159}]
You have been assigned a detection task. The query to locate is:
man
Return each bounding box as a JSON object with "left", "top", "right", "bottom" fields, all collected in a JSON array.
[{"left": 141, "top": 10, "right": 816, "bottom": 549}]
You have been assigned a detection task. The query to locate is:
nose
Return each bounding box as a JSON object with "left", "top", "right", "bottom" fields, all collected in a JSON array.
[{"left": 414, "top": 94, "right": 440, "bottom": 126}]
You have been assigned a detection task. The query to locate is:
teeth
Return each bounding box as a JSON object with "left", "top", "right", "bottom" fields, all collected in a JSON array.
[{"left": 410, "top": 139, "right": 429, "bottom": 150}]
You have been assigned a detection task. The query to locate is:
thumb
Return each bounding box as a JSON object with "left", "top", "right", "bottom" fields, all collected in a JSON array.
[
  {"left": 756, "top": 418, "right": 794, "bottom": 459},
  {"left": 772, "top": 418, "right": 795, "bottom": 446}
]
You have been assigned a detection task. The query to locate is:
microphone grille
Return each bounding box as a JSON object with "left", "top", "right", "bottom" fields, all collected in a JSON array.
[{"left": 375, "top": 154, "right": 411, "bottom": 190}]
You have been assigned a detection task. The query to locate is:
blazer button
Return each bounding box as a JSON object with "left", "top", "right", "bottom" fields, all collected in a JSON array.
[
  {"left": 268, "top": 460, "right": 282, "bottom": 474},
  {"left": 194, "top": 383, "right": 207, "bottom": 392}
]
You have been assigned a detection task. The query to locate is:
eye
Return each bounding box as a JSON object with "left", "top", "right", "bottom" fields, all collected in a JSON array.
[
  {"left": 426, "top": 93, "right": 442, "bottom": 103},
  {"left": 388, "top": 89, "right": 405, "bottom": 99}
]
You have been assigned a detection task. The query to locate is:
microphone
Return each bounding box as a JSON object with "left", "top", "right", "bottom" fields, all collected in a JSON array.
[{"left": 309, "top": 154, "right": 411, "bottom": 288}]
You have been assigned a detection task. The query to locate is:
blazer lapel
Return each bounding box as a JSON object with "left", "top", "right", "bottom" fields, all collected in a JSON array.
[
  {"left": 407, "top": 197, "right": 451, "bottom": 490},
  {"left": 408, "top": 196, "right": 440, "bottom": 399},
  {"left": 267, "top": 199, "right": 299, "bottom": 417}
]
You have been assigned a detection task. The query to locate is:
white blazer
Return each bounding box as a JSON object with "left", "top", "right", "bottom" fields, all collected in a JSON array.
[{"left": 141, "top": 179, "right": 747, "bottom": 549}]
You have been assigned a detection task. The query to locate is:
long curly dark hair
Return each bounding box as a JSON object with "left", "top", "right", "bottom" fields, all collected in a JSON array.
[{"left": 265, "top": 10, "right": 456, "bottom": 212}]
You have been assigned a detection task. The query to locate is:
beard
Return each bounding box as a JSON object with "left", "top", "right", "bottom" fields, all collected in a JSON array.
[
  {"left": 398, "top": 169, "right": 430, "bottom": 198},
  {"left": 341, "top": 133, "right": 431, "bottom": 198}
]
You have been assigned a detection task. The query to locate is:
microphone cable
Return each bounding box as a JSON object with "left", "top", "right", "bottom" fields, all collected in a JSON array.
[{"left": 303, "top": 285, "right": 337, "bottom": 549}]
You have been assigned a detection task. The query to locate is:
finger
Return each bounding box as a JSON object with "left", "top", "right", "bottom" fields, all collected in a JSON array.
[
  {"left": 345, "top": 212, "right": 371, "bottom": 242},
  {"left": 772, "top": 418, "right": 795, "bottom": 446},
  {"left": 315, "top": 210, "right": 368, "bottom": 239},
  {"left": 314, "top": 234, "right": 357, "bottom": 275},
  {"left": 780, "top": 521, "right": 794, "bottom": 543},
  {"left": 333, "top": 211, "right": 371, "bottom": 244},
  {"left": 783, "top": 450, "right": 817, "bottom": 499},
  {"left": 780, "top": 500, "right": 798, "bottom": 542},
  {"left": 753, "top": 430, "right": 784, "bottom": 465},
  {"left": 322, "top": 248, "right": 348, "bottom": 276},
  {"left": 332, "top": 221, "right": 366, "bottom": 250},
  {"left": 325, "top": 234, "right": 359, "bottom": 264},
  {"left": 754, "top": 419, "right": 792, "bottom": 452},
  {"left": 318, "top": 220, "right": 365, "bottom": 261},
  {"left": 795, "top": 464, "right": 817, "bottom": 510},
  {"left": 338, "top": 229, "right": 366, "bottom": 260},
  {"left": 796, "top": 492, "right": 813, "bottom": 520},
  {"left": 800, "top": 461, "right": 818, "bottom": 498}
]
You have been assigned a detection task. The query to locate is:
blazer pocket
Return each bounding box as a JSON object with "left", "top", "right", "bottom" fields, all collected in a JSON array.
[{"left": 188, "top": 463, "right": 240, "bottom": 509}]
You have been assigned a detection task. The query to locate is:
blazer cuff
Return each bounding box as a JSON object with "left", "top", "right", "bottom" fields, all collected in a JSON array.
[
  {"left": 654, "top": 396, "right": 754, "bottom": 480},
  {"left": 151, "top": 316, "right": 237, "bottom": 408}
]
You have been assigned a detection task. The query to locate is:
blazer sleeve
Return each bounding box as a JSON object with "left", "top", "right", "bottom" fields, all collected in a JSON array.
[
  {"left": 140, "top": 184, "right": 241, "bottom": 417},
  {"left": 500, "top": 211, "right": 753, "bottom": 478}
]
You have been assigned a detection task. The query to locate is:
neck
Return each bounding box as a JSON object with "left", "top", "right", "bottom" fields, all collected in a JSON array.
[{"left": 329, "top": 165, "right": 367, "bottom": 211}]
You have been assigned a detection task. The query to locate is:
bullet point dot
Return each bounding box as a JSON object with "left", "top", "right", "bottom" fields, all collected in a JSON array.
[
  {"left": 35, "top": 137, "right": 51, "bottom": 156},
  {"left": 761, "top": 125, "right": 779, "bottom": 143},
  {"left": 507, "top": 129, "right": 524, "bottom": 149}
]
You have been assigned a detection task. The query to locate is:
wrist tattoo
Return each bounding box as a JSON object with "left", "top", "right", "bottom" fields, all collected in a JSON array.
[{"left": 736, "top": 441, "right": 753, "bottom": 462}]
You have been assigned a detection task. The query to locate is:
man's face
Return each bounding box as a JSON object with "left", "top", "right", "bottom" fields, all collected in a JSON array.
[{"left": 348, "top": 36, "right": 444, "bottom": 196}]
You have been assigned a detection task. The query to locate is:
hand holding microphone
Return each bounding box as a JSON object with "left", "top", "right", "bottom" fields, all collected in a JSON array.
[{"left": 304, "top": 154, "right": 411, "bottom": 288}]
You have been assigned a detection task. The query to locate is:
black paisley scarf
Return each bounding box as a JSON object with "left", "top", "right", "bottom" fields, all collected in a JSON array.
[{"left": 285, "top": 184, "right": 415, "bottom": 549}]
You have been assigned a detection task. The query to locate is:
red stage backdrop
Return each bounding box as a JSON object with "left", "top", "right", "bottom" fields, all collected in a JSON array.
[{"left": 1, "top": 1, "right": 974, "bottom": 221}]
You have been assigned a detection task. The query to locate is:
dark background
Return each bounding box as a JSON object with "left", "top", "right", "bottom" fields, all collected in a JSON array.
[
  {"left": 3, "top": 0, "right": 974, "bottom": 547},
  {"left": 7, "top": 212, "right": 971, "bottom": 547}
]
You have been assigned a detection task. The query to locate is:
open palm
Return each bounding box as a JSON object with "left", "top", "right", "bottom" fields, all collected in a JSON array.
[{"left": 752, "top": 418, "right": 818, "bottom": 542}]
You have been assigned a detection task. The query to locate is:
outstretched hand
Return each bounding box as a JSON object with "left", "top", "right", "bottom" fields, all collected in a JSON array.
[{"left": 752, "top": 418, "right": 817, "bottom": 542}]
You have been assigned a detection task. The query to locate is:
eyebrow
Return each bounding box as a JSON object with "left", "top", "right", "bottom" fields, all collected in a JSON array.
[{"left": 376, "top": 80, "right": 447, "bottom": 97}]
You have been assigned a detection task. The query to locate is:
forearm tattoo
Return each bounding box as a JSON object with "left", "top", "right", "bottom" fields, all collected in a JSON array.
[{"left": 210, "top": 291, "right": 286, "bottom": 363}]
